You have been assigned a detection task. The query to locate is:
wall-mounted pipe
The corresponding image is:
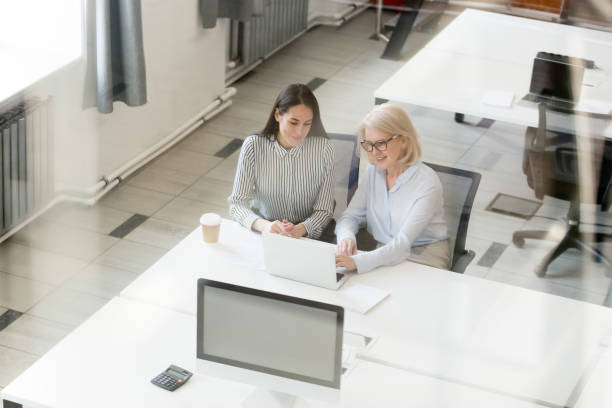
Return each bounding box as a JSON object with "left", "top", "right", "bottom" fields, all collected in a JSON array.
[
  {"left": 0, "top": 87, "right": 236, "bottom": 244},
  {"left": 57, "top": 87, "right": 235, "bottom": 199}
]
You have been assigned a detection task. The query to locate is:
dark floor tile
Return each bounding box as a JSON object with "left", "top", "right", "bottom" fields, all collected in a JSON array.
[
  {"left": 307, "top": 77, "right": 327, "bottom": 91},
  {"left": 0, "top": 310, "right": 23, "bottom": 332},
  {"left": 214, "top": 138, "right": 243, "bottom": 159},
  {"left": 109, "top": 214, "right": 149, "bottom": 238},
  {"left": 477, "top": 242, "right": 508, "bottom": 268}
]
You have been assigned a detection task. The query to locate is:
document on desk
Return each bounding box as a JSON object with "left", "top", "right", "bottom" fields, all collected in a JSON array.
[
  {"left": 336, "top": 283, "right": 390, "bottom": 314},
  {"left": 576, "top": 98, "right": 612, "bottom": 115},
  {"left": 481, "top": 90, "right": 514, "bottom": 108}
]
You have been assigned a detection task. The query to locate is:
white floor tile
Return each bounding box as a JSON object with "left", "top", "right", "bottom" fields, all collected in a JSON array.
[
  {"left": 276, "top": 40, "right": 363, "bottom": 66},
  {"left": 148, "top": 147, "right": 222, "bottom": 176},
  {"left": 41, "top": 201, "right": 133, "bottom": 235},
  {"left": 11, "top": 219, "right": 119, "bottom": 262},
  {"left": 245, "top": 67, "right": 313, "bottom": 89},
  {"left": 155, "top": 197, "right": 229, "bottom": 228},
  {"left": 93, "top": 240, "right": 167, "bottom": 274},
  {"left": 258, "top": 53, "right": 343, "bottom": 79},
  {"left": 0, "top": 314, "right": 74, "bottom": 356},
  {"left": 0, "top": 242, "right": 87, "bottom": 286},
  {"left": 206, "top": 151, "right": 241, "bottom": 183},
  {"left": 0, "top": 271, "right": 54, "bottom": 312},
  {"left": 99, "top": 185, "right": 174, "bottom": 216},
  {"left": 223, "top": 98, "right": 273, "bottom": 124},
  {"left": 0, "top": 345, "right": 38, "bottom": 388},
  {"left": 233, "top": 81, "right": 283, "bottom": 105},
  {"left": 203, "top": 113, "right": 263, "bottom": 140},
  {"left": 127, "top": 165, "right": 200, "bottom": 196},
  {"left": 180, "top": 177, "right": 234, "bottom": 207},
  {"left": 123, "top": 218, "right": 193, "bottom": 250},
  {"left": 177, "top": 128, "right": 233, "bottom": 156},
  {"left": 62, "top": 263, "right": 139, "bottom": 300},
  {"left": 27, "top": 287, "right": 109, "bottom": 327}
]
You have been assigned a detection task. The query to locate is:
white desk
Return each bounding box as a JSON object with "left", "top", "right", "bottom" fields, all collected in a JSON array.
[
  {"left": 374, "top": 9, "right": 612, "bottom": 136},
  {"left": 574, "top": 342, "right": 612, "bottom": 408},
  {"left": 119, "top": 219, "right": 612, "bottom": 407},
  {"left": 0, "top": 296, "right": 547, "bottom": 408}
]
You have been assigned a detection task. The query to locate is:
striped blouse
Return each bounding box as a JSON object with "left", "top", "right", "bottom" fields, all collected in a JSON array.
[{"left": 228, "top": 134, "right": 335, "bottom": 238}]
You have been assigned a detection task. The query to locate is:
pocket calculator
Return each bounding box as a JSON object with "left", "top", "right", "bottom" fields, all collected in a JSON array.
[{"left": 151, "top": 365, "right": 192, "bottom": 391}]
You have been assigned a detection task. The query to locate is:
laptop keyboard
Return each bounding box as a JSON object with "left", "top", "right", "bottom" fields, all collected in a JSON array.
[{"left": 523, "top": 93, "right": 576, "bottom": 113}]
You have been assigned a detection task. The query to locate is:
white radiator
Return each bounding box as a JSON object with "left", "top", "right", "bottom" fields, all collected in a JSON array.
[
  {"left": 0, "top": 98, "right": 53, "bottom": 234},
  {"left": 239, "top": 0, "right": 309, "bottom": 66}
]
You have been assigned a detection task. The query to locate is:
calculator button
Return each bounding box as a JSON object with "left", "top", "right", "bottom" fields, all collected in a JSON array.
[{"left": 177, "top": 379, "right": 183, "bottom": 383}]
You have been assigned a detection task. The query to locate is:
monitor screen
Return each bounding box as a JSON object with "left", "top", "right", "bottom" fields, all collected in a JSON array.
[
  {"left": 529, "top": 57, "right": 584, "bottom": 101},
  {"left": 196, "top": 280, "right": 343, "bottom": 389}
]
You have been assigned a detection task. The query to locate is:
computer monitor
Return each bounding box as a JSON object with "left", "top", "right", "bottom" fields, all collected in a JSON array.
[
  {"left": 196, "top": 279, "right": 344, "bottom": 408},
  {"left": 529, "top": 57, "right": 584, "bottom": 101}
]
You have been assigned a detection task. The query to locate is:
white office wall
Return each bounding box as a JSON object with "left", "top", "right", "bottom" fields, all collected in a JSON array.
[
  {"left": 309, "top": 0, "right": 359, "bottom": 20},
  {"left": 22, "top": 0, "right": 226, "bottom": 190}
]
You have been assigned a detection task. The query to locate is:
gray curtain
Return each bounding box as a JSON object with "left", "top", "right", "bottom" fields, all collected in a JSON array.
[
  {"left": 84, "top": 0, "right": 147, "bottom": 114},
  {"left": 200, "top": 0, "right": 270, "bottom": 28}
]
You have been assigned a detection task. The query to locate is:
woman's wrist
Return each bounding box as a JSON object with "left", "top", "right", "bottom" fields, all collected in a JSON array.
[
  {"left": 295, "top": 224, "right": 308, "bottom": 237},
  {"left": 251, "top": 218, "right": 270, "bottom": 233}
]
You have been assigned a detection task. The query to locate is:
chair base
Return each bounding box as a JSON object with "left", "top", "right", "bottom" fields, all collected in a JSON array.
[{"left": 512, "top": 224, "right": 611, "bottom": 277}]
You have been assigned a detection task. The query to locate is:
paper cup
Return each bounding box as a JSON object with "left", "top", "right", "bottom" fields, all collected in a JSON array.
[{"left": 200, "top": 213, "right": 221, "bottom": 243}]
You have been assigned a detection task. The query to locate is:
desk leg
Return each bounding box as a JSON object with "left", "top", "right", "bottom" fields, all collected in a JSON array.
[
  {"left": 3, "top": 400, "right": 23, "bottom": 408},
  {"left": 381, "top": 0, "right": 425, "bottom": 60}
]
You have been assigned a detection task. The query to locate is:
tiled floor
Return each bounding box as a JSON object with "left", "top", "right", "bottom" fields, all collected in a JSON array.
[{"left": 1, "top": 7, "right": 611, "bottom": 392}]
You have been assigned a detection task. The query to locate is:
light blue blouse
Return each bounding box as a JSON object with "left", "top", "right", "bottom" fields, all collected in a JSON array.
[{"left": 335, "top": 160, "right": 448, "bottom": 273}]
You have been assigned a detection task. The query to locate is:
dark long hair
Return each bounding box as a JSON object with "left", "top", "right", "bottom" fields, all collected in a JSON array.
[{"left": 260, "top": 83, "right": 327, "bottom": 140}]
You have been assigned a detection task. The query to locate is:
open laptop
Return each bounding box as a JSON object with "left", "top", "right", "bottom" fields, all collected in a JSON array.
[
  {"left": 522, "top": 56, "right": 585, "bottom": 112},
  {"left": 262, "top": 232, "right": 349, "bottom": 290}
]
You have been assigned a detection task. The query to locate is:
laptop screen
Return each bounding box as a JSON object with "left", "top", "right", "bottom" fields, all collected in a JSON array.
[{"left": 529, "top": 57, "right": 584, "bottom": 101}]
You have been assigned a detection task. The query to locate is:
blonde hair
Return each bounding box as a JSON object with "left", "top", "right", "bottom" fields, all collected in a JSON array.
[{"left": 357, "top": 103, "right": 421, "bottom": 166}]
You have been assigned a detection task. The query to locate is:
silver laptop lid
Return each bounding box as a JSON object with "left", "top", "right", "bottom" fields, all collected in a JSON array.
[{"left": 262, "top": 233, "right": 346, "bottom": 290}]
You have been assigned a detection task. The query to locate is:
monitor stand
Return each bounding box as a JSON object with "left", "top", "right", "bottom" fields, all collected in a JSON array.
[{"left": 243, "top": 388, "right": 296, "bottom": 408}]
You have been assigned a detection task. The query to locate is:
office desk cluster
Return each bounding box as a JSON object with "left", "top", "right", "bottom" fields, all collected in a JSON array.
[
  {"left": 2, "top": 218, "right": 612, "bottom": 408},
  {"left": 4, "top": 9, "right": 612, "bottom": 408},
  {"left": 375, "top": 8, "right": 612, "bottom": 138}
]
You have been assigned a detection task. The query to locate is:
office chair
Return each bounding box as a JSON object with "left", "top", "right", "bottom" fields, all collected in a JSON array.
[
  {"left": 425, "top": 162, "right": 481, "bottom": 273},
  {"left": 512, "top": 104, "right": 611, "bottom": 277},
  {"left": 328, "top": 133, "right": 360, "bottom": 219}
]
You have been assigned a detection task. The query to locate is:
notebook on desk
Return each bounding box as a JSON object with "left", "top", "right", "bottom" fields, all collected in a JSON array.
[
  {"left": 262, "top": 233, "right": 349, "bottom": 290},
  {"left": 522, "top": 56, "right": 585, "bottom": 113}
]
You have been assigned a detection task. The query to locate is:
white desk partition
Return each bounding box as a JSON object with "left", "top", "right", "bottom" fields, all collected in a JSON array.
[
  {"left": 575, "top": 340, "right": 612, "bottom": 408},
  {"left": 374, "top": 9, "right": 612, "bottom": 137},
  {"left": 0, "top": 297, "right": 252, "bottom": 408},
  {"left": 1, "top": 297, "right": 548, "bottom": 408},
  {"left": 119, "top": 219, "right": 612, "bottom": 407},
  {"left": 426, "top": 9, "right": 612, "bottom": 67}
]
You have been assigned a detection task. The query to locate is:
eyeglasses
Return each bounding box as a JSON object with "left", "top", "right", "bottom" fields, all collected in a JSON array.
[{"left": 359, "top": 135, "right": 398, "bottom": 152}]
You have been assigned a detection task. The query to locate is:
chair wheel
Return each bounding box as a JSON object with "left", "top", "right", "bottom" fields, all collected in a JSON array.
[
  {"left": 512, "top": 235, "right": 525, "bottom": 248},
  {"left": 534, "top": 263, "right": 547, "bottom": 277}
]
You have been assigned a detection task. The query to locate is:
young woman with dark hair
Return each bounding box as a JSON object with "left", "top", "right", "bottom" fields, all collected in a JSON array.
[{"left": 228, "top": 83, "right": 334, "bottom": 239}]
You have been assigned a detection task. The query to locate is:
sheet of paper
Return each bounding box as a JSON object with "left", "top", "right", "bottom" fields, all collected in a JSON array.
[
  {"left": 336, "top": 283, "right": 390, "bottom": 314},
  {"left": 576, "top": 98, "right": 612, "bottom": 115},
  {"left": 481, "top": 90, "right": 514, "bottom": 108}
]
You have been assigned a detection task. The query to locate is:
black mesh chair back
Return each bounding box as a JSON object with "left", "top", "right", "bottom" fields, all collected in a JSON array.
[
  {"left": 328, "top": 133, "right": 360, "bottom": 218},
  {"left": 425, "top": 162, "right": 481, "bottom": 273}
]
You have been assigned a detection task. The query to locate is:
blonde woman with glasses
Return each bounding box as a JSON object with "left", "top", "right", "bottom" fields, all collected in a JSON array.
[{"left": 335, "top": 103, "right": 450, "bottom": 273}]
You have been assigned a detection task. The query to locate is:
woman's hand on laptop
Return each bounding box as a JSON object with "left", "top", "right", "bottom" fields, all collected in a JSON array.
[
  {"left": 279, "top": 220, "right": 307, "bottom": 238},
  {"left": 256, "top": 219, "right": 286, "bottom": 235},
  {"left": 335, "top": 254, "right": 356, "bottom": 272},
  {"left": 336, "top": 238, "right": 357, "bottom": 256}
]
